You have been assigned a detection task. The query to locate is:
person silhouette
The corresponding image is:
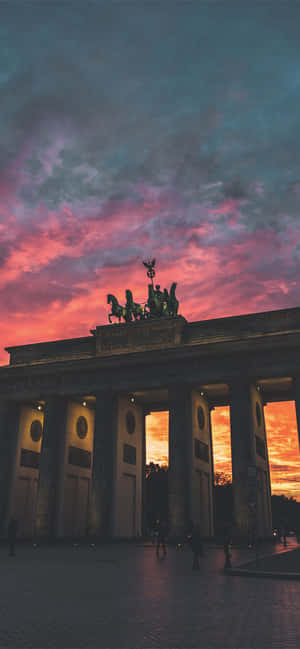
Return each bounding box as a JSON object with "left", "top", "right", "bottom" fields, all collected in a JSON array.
[
  {"left": 190, "top": 523, "right": 203, "bottom": 570},
  {"left": 156, "top": 520, "right": 168, "bottom": 558},
  {"left": 223, "top": 523, "right": 232, "bottom": 570},
  {"left": 154, "top": 285, "right": 164, "bottom": 314}
]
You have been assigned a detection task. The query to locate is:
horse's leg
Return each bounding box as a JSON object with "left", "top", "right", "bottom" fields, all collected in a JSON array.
[{"left": 108, "top": 313, "right": 112, "bottom": 323}]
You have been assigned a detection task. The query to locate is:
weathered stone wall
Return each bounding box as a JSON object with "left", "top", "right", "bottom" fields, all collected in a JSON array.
[
  {"left": 113, "top": 397, "right": 143, "bottom": 538},
  {"left": 59, "top": 401, "right": 95, "bottom": 537},
  {"left": 11, "top": 404, "right": 43, "bottom": 537}
]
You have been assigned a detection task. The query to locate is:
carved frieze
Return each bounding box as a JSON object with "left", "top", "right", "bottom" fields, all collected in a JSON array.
[{"left": 93, "top": 316, "right": 187, "bottom": 356}]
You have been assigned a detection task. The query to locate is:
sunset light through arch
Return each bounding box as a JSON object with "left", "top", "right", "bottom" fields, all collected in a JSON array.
[{"left": 146, "top": 403, "right": 300, "bottom": 500}]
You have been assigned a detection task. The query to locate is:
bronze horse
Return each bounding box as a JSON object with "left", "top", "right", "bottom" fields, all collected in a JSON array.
[
  {"left": 125, "top": 290, "right": 148, "bottom": 320},
  {"left": 107, "top": 294, "right": 127, "bottom": 323},
  {"left": 166, "top": 282, "right": 179, "bottom": 317}
]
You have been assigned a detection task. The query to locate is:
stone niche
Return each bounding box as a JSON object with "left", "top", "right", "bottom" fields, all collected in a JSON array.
[{"left": 92, "top": 316, "right": 187, "bottom": 356}]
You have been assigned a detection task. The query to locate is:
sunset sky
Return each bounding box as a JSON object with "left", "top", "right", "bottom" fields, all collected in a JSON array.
[{"left": 1, "top": 3, "right": 300, "bottom": 498}]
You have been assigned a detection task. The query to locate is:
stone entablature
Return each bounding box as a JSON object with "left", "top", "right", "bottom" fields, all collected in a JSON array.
[
  {"left": 187, "top": 306, "right": 300, "bottom": 346},
  {"left": 4, "top": 306, "right": 300, "bottom": 368},
  {"left": 6, "top": 336, "right": 94, "bottom": 366},
  {"left": 91, "top": 316, "right": 186, "bottom": 356}
]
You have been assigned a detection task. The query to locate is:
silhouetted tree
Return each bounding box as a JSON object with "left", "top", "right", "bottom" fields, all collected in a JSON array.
[
  {"left": 271, "top": 494, "right": 300, "bottom": 533},
  {"left": 214, "top": 472, "right": 232, "bottom": 486}
]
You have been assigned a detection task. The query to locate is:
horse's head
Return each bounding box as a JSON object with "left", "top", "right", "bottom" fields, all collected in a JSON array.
[
  {"left": 125, "top": 289, "right": 132, "bottom": 302},
  {"left": 170, "top": 282, "right": 177, "bottom": 295},
  {"left": 107, "top": 294, "right": 111, "bottom": 304}
]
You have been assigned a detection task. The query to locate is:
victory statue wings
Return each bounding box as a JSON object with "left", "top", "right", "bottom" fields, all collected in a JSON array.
[{"left": 143, "top": 258, "right": 156, "bottom": 271}]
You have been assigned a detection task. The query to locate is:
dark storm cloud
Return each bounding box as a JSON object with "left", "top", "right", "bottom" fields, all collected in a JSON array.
[
  {"left": 0, "top": 242, "right": 12, "bottom": 269},
  {"left": 0, "top": 0, "right": 298, "bottom": 231},
  {"left": 0, "top": 272, "right": 82, "bottom": 313}
]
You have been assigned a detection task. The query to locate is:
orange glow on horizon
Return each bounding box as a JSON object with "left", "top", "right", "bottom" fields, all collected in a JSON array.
[
  {"left": 146, "top": 402, "right": 300, "bottom": 501},
  {"left": 264, "top": 401, "right": 300, "bottom": 500},
  {"left": 211, "top": 407, "right": 232, "bottom": 480},
  {"left": 146, "top": 411, "right": 169, "bottom": 466}
]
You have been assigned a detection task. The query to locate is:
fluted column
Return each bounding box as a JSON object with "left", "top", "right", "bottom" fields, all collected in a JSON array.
[
  {"left": 35, "top": 397, "right": 67, "bottom": 538},
  {"left": 90, "top": 390, "right": 116, "bottom": 538},
  {"left": 230, "top": 381, "right": 256, "bottom": 538},
  {"left": 0, "top": 400, "right": 20, "bottom": 534},
  {"left": 168, "top": 386, "right": 192, "bottom": 537}
]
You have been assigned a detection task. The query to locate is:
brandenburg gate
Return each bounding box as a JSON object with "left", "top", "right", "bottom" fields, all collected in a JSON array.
[{"left": 0, "top": 259, "right": 300, "bottom": 541}]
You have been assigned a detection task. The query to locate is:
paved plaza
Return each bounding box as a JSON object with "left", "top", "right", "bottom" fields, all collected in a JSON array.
[{"left": 0, "top": 541, "right": 300, "bottom": 648}]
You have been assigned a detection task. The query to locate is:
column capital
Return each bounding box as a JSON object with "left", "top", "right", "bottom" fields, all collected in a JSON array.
[
  {"left": 228, "top": 377, "right": 256, "bottom": 392},
  {"left": 94, "top": 387, "right": 115, "bottom": 397},
  {"left": 168, "top": 384, "right": 192, "bottom": 402},
  {"left": 94, "top": 389, "right": 117, "bottom": 409}
]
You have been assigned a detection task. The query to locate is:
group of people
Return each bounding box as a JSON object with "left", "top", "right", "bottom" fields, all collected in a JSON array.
[
  {"left": 6, "top": 516, "right": 232, "bottom": 569},
  {"left": 151, "top": 519, "right": 205, "bottom": 569}
]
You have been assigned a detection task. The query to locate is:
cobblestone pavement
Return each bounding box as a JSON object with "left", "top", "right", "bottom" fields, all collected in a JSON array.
[{"left": 0, "top": 541, "right": 300, "bottom": 649}]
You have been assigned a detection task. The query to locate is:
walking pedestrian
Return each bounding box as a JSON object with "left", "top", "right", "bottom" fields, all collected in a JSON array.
[
  {"left": 150, "top": 522, "right": 156, "bottom": 545},
  {"left": 156, "top": 520, "right": 168, "bottom": 558},
  {"left": 153, "top": 519, "right": 159, "bottom": 546},
  {"left": 282, "top": 521, "right": 288, "bottom": 547},
  {"left": 8, "top": 518, "right": 18, "bottom": 557},
  {"left": 191, "top": 523, "right": 203, "bottom": 570},
  {"left": 223, "top": 524, "right": 232, "bottom": 571}
]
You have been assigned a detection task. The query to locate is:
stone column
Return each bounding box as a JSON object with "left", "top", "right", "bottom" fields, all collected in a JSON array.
[
  {"left": 141, "top": 410, "right": 148, "bottom": 536},
  {"left": 90, "top": 390, "right": 116, "bottom": 538},
  {"left": 35, "top": 397, "right": 67, "bottom": 538},
  {"left": 230, "top": 381, "right": 256, "bottom": 539},
  {"left": 294, "top": 377, "right": 300, "bottom": 449},
  {"left": 208, "top": 405, "right": 216, "bottom": 534},
  {"left": 168, "top": 386, "right": 191, "bottom": 538},
  {"left": 0, "top": 400, "right": 20, "bottom": 534}
]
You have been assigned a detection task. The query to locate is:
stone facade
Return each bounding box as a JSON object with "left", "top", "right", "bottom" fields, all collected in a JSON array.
[{"left": 1, "top": 306, "right": 300, "bottom": 540}]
